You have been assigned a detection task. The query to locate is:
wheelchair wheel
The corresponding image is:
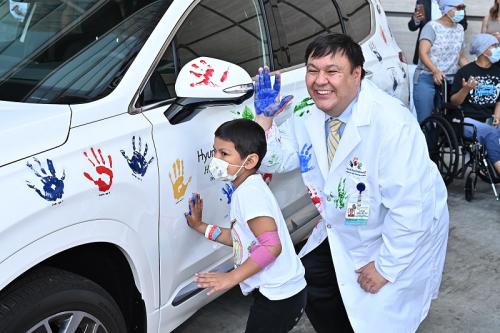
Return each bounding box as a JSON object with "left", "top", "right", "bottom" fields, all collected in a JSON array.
[
  {"left": 465, "top": 171, "right": 475, "bottom": 202},
  {"left": 421, "top": 115, "right": 459, "bottom": 185}
]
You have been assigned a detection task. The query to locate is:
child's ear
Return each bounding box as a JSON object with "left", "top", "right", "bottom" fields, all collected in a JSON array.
[{"left": 244, "top": 153, "right": 260, "bottom": 170}]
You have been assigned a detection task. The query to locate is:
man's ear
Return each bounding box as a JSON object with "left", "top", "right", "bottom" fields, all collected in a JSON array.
[
  {"left": 244, "top": 153, "right": 259, "bottom": 170},
  {"left": 353, "top": 65, "right": 362, "bottom": 80}
]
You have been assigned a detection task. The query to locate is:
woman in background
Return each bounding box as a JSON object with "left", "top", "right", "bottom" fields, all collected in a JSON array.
[
  {"left": 482, "top": 0, "right": 500, "bottom": 40},
  {"left": 413, "top": 0, "right": 469, "bottom": 124}
]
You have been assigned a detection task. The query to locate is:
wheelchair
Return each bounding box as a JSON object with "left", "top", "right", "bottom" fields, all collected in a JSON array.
[{"left": 419, "top": 76, "right": 500, "bottom": 201}]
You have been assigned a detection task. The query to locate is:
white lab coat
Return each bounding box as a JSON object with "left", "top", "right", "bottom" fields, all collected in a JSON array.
[{"left": 261, "top": 80, "right": 449, "bottom": 333}]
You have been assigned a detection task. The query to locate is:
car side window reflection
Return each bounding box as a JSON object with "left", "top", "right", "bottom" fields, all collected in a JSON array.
[
  {"left": 143, "top": 0, "right": 271, "bottom": 105},
  {"left": 335, "top": 0, "right": 371, "bottom": 43},
  {"left": 275, "top": 0, "right": 342, "bottom": 67}
]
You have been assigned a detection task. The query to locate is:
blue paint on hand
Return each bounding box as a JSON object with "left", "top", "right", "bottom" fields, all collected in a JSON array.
[
  {"left": 299, "top": 144, "right": 314, "bottom": 173},
  {"left": 222, "top": 183, "right": 235, "bottom": 204},
  {"left": 254, "top": 67, "right": 293, "bottom": 117},
  {"left": 121, "top": 136, "right": 155, "bottom": 177},
  {"left": 188, "top": 193, "right": 196, "bottom": 215},
  {"left": 26, "top": 158, "right": 65, "bottom": 202}
]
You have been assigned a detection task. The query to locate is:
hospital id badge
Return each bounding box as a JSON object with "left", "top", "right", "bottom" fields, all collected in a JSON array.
[{"left": 344, "top": 201, "right": 369, "bottom": 225}]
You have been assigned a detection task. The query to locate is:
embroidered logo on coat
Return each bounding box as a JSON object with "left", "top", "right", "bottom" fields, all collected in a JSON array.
[{"left": 346, "top": 157, "right": 366, "bottom": 177}]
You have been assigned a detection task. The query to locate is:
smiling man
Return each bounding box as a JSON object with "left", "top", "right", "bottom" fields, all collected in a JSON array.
[{"left": 255, "top": 33, "right": 450, "bottom": 333}]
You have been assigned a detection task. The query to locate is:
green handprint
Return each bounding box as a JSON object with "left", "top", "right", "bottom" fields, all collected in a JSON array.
[
  {"left": 266, "top": 153, "right": 280, "bottom": 167},
  {"left": 231, "top": 105, "right": 255, "bottom": 120},
  {"left": 293, "top": 97, "right": 315, "bottom": 117},
  {"left": 333, "top": 177, "right": 349, "bottom": 209}
]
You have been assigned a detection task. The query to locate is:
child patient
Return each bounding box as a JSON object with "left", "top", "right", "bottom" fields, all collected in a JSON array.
[{"left": 185, "top": 118, "right": 307, "bottom": 333}]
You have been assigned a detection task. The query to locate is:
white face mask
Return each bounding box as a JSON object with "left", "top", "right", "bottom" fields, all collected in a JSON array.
[{"left": 209, "top": 156, "right": 248, "bottom": 182}]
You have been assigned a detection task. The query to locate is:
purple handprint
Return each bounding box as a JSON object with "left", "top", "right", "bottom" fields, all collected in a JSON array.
[
  {"left": 26, "top": 158, "right": 65, "bottom": 202},
  {"left": 299, "top": 144, "right": 314, "bottom": 173},
  {"left": 121, "top": 136, "right": 155, "bottom": 177},
  {"left": 222, "top": 182, "right": 235, "bottom": 204},
  {"left": 254, "top": 67, "right": 293, "bottom": 117}
]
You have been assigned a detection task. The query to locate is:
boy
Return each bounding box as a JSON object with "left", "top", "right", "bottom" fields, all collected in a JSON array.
[{"left": 185, "top": 118, "right": 306, "bottom": 333}]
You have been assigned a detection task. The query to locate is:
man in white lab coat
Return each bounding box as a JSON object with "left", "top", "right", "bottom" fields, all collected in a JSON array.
[{"left": 255, "top": 33, "right": 449, "bottom": 333}]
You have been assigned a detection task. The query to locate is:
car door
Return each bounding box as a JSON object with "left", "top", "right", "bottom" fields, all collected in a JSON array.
[{"left": 137, "top": 0, "right": 276, "bottom": 329}]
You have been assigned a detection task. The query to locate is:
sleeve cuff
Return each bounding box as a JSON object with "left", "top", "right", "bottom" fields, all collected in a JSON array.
[{"left": 374, "top": 259, "right": 396, "bottom": 284}]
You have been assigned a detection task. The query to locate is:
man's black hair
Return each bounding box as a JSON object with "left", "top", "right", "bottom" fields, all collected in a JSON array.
[
  {"left": 304, "top": 33, "right": 366, "bottom": 79},
  {"left": 214, "top": 118, "right": 267, "bottom": 170}
]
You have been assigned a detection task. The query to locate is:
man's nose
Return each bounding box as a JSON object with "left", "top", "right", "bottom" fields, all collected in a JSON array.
[{"left": 315, "top": 71, "right": 329, "bottom": 85}]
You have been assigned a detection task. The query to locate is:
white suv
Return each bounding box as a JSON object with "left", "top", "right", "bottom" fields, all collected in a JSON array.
[{"left": 0, "top": 0, "right": 408, "bottom": 332}]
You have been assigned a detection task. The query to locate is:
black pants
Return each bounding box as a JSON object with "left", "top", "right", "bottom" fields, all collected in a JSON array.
[
  {"left": 301, "top": 239, "right": 354, "bottom": 333},
  {"left": 245, "top": 287, "right": 307, "bottom": 333}
]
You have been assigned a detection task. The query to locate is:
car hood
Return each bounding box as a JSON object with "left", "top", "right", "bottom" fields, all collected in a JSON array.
[{"left": 0, "top": 102, "right": 71, "bottom": 167}]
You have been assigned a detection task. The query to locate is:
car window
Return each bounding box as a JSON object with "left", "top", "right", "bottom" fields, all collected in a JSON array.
[
  {"left": 0, "top": 0, "right": 173, "bottom": 104},
  {"left": 335, "top": 0, "right": 371, "bottom": 43},
  {"left": 274, "top": 0, "right": 342, "bottom": 67},
  {"left": 143, "top": 0, "right": 270, "bottom": 104}
]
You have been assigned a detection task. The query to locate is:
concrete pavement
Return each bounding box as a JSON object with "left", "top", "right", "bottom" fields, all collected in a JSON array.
[{"left": 173, "top": 180, "right": 500, "bottom": 333}]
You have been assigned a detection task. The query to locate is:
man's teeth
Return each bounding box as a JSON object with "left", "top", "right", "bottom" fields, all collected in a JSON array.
[{"left": 316, "top": 90, "right": 331, "bottom": 95}]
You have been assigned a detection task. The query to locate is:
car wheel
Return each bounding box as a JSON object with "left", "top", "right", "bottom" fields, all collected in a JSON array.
[{"left": 0, "top": 266, "right": 127, "bottom": 333}]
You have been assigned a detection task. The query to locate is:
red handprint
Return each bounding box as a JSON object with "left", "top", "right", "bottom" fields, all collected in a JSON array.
[
  {"left": 307, "top": 185, "right": 321, "bottom": 210},
  {"left": 83, "top": 147, "right": 113, "bottom": 192},
  {"left": 261, "top": 173, "right": 273, "bottom": 186},
  {"left": 189, "top": 59, "right": 229, "bottom": 87}
]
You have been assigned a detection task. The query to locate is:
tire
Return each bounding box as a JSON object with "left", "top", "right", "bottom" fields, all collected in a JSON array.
[
  {"left": 465, "top": 172, "right": 474, "bottom": 202},
  {"left": 421, "top": 115, "right": 459, "bottom": 185},
  {"left": 0, "top": 266, "right": 127, "bottom": 333}
]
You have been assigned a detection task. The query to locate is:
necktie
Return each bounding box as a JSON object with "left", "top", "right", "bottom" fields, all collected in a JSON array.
[{"left": 327, "top": 118, "right": 342, "bottom": 166}]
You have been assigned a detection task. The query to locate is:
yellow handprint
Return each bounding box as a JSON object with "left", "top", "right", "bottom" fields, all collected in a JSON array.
[{"left": 168, "top": 159, "right": 192, "bottom": 201}]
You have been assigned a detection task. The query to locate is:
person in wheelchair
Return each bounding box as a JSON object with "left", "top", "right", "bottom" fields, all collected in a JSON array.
[{"left": 450, "top": 33, "right": 500, "bottom": 176}]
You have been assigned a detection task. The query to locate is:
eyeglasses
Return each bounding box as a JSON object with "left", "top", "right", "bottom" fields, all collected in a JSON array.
[{"left": 452, "top": 4, "right": 466, "bottom": 10}]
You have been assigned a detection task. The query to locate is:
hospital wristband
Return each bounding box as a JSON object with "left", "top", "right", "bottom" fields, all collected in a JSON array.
[{"left": 204, "top": 224, "right": 222, "bottom": 241}]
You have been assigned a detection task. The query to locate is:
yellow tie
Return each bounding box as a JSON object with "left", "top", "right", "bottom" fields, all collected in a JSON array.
[{"left": 327, "top": 118, "right": 342, "bottom": 166}]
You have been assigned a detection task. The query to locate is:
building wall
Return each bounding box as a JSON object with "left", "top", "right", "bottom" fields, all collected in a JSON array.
[{"left": 380, "top": 0, "right": 493, "bottom": 62}]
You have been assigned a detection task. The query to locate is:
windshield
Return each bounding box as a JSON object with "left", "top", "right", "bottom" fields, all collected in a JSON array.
[{"left": 0, "top": 0, "right": 172, "bottom": 104}]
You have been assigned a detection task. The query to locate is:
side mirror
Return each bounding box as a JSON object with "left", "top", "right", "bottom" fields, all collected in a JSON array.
[{"left": 165, "top": 57, "right": 254, "bottom": 124}]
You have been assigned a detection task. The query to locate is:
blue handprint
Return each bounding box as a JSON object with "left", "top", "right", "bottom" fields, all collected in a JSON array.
[
  {"left": 121, "top": 136, "right": 154, "bottom": 177},
  {"left": 254, "top": 67, "right": 293, "bottom": 117},
  {"left": 26, "top": 158, "right": 65, "bottom": 202},
  {"left": 222, "top": 183, "right": 235, "bottom": 204},
  {"left": 299, "top": 144, "right": 314, "bottom": 173}
]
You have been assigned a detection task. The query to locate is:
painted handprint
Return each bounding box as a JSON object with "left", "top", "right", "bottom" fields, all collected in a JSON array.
[
  {"left": 254, "top": 67, "right": 293, "bottom": 117},
  {"left": 299, "top": 143, "right": 314, "bottom": 173},
  {"left": 189, "top": 59, "right": 228, "bottom": 87},
  {"left": 120, "top": 136, "right": 154, "bottom": 177},
  {"left": 261, "top": 173, "right": 273, "bottom": 186},
  {"left": 231, "top": 105, "right": 255, "bottom": 120},
  {"left": 307, "top": 185, "right": 321, "bottom": 210},
  {"left": 83, "top": 147, "right": 113, "bottom": 192},
  {"left": 369, "top": 41, "right": 382, "bottom": 62},
  {"left": 221, "top": 182, "right": 235, "bottom": 204},
  {"left": 26, "top": 158, "right": 65, "bottom": 202},
  {"left": 169, "top": 159, "right": 192, "bottom": 201},
  {"left": 333, "top": 177, "right": 348, "bottom": 209},
  {"left": 293, "top": 97, "right": 315, "bottom": 117}
]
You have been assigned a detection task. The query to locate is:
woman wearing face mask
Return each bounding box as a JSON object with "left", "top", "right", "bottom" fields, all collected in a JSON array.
[
  {"left": 413, "top": 0, "right": 469, "bottom": 124},
  {"left": 408, "top": 0, "right": 468, "bottom": 65},
  {"left": 450, "top": 33, "right": 500, "bottom": 175},
  {"left": 482, "top": 0, "right": 500, "bottom": 41}
]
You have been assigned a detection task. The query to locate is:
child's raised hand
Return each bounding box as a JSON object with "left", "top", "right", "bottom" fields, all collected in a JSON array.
[
  {"left": 185, "top": 193, "right": 204, "bottom": 232},
  {"left": 194, "top": 272, "right": 239, "bottom": 296}
]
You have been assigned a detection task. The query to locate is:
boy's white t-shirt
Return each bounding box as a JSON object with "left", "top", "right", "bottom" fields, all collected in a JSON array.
[{"left": 229, "top": 174, "right": 306, "bottom": 300}]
